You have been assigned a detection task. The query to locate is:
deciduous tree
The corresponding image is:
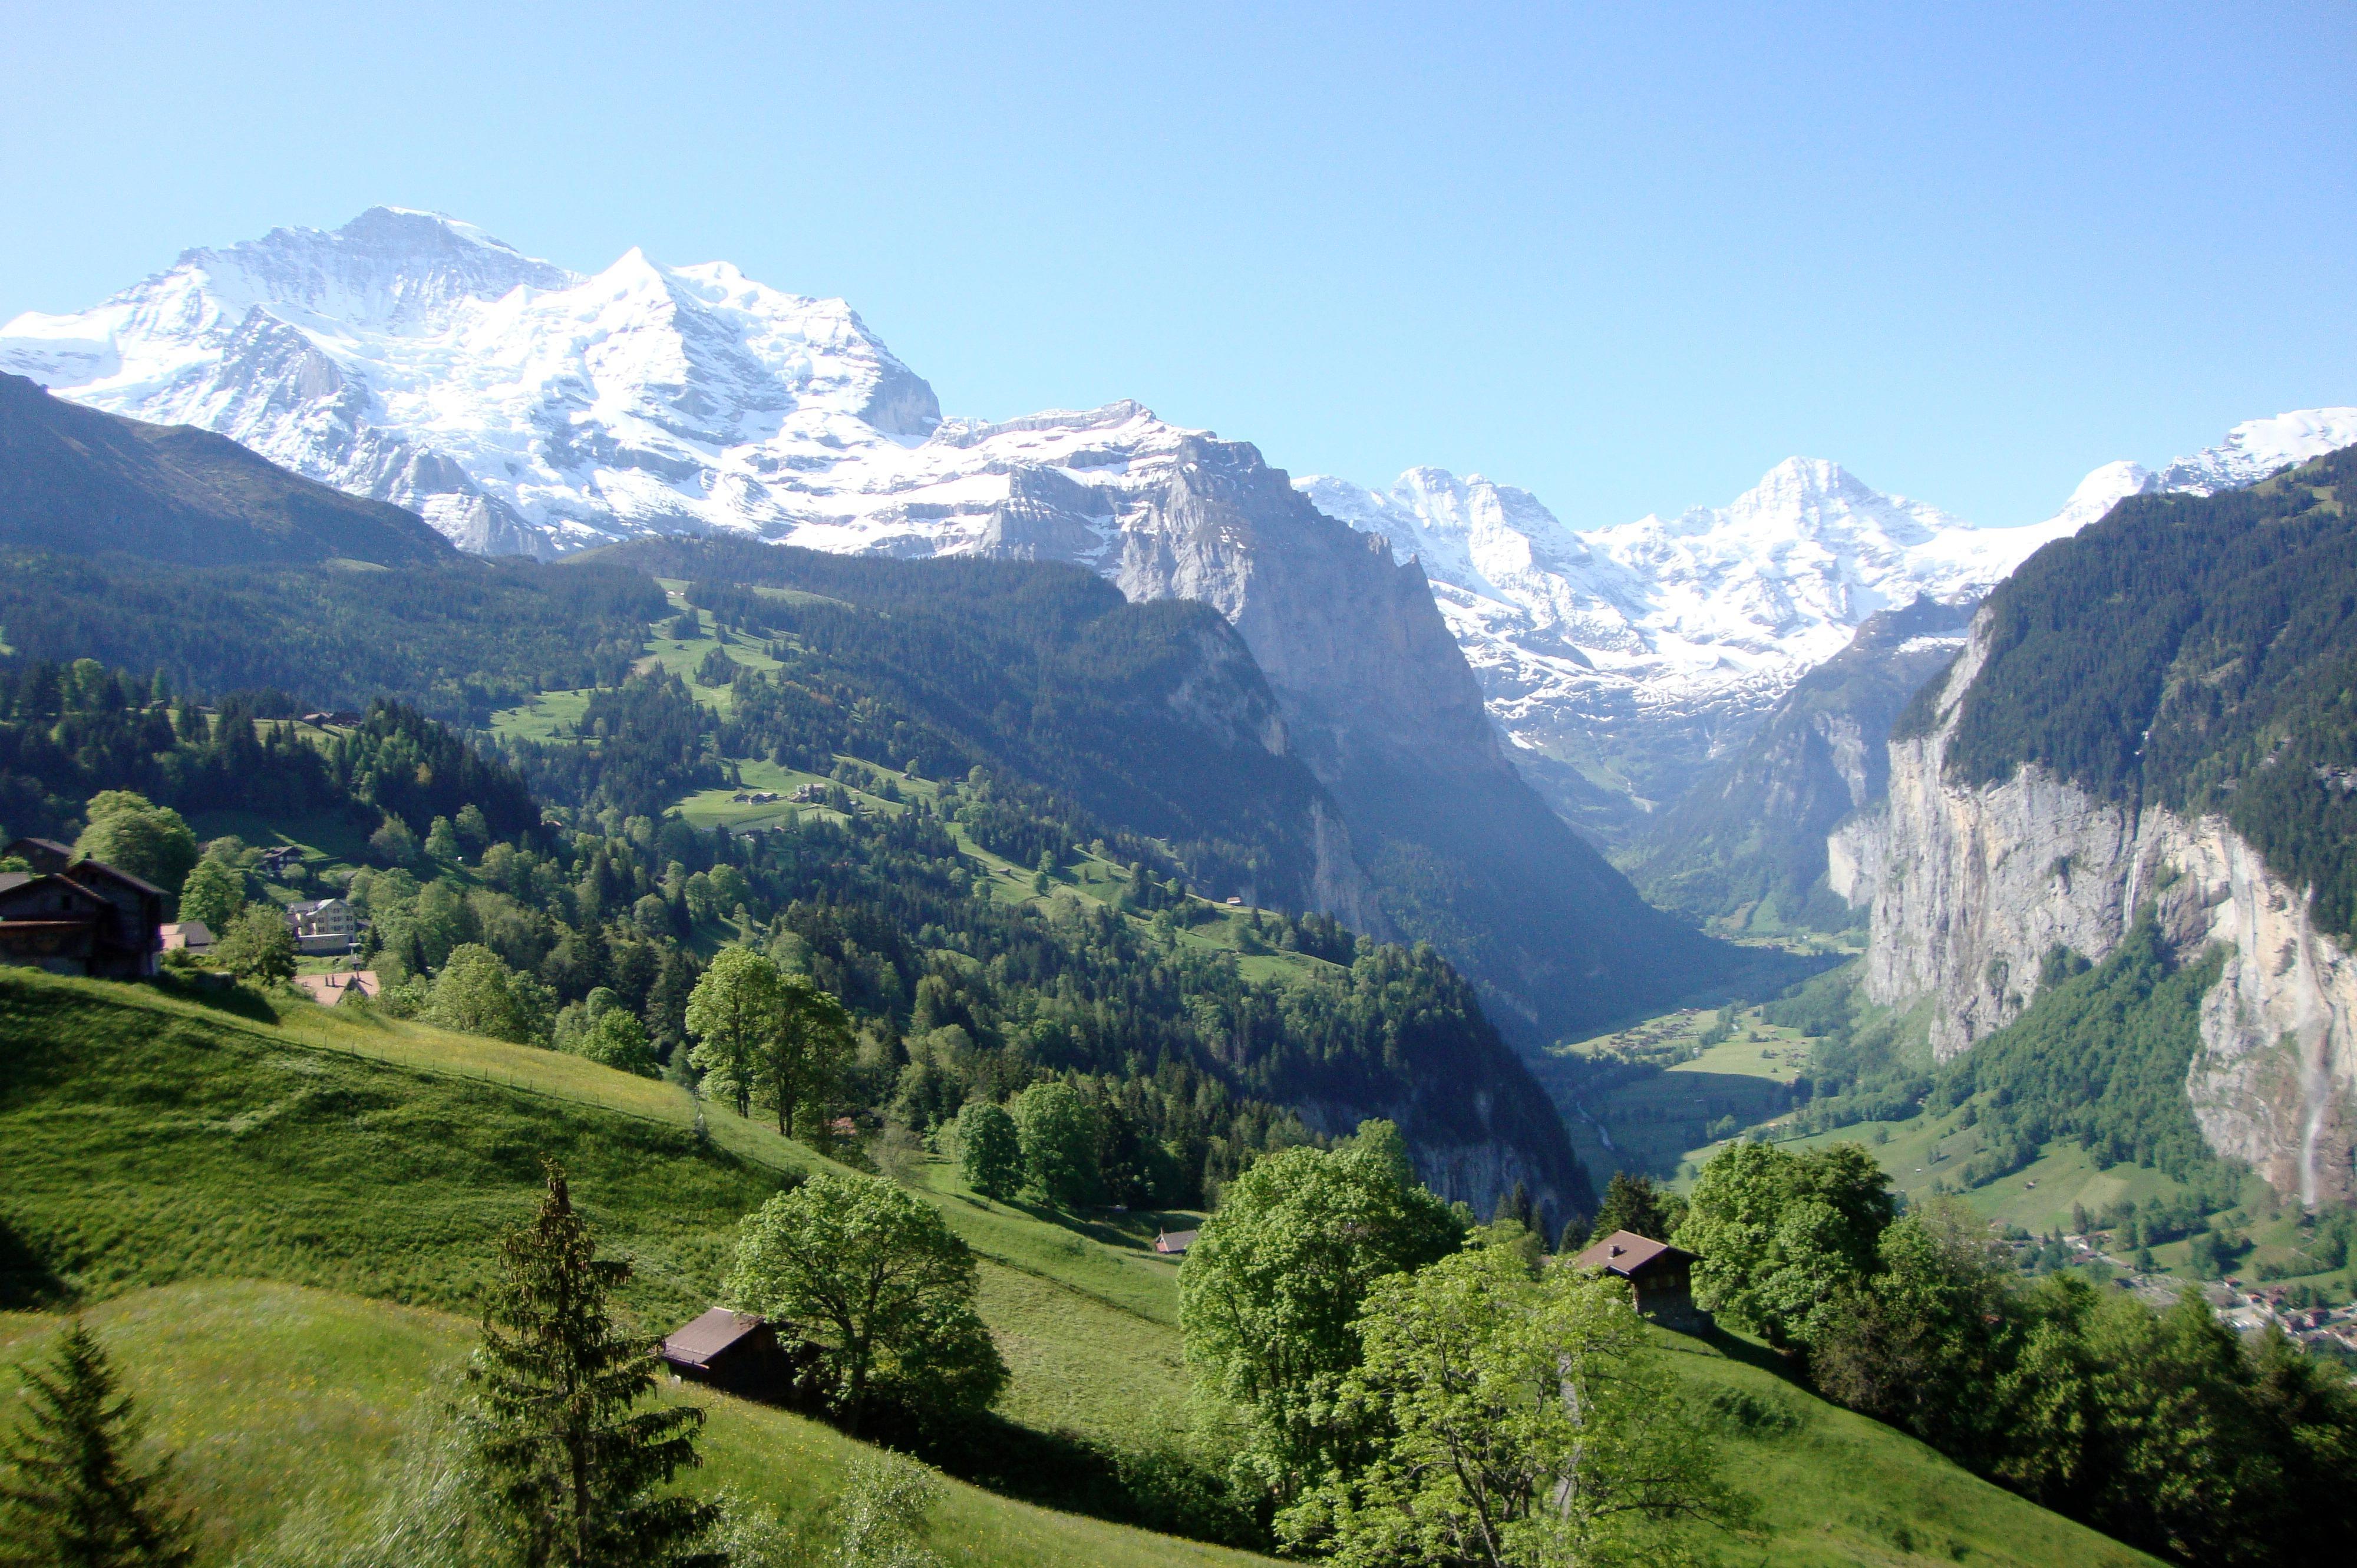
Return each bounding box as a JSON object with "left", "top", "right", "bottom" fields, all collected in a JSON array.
[
  {"left": 1674, "top": 1140, "right": 1893, "bottom": 1350},
  {"left": 214, "top": 903, "right": 296, "bottom": 986},
  {"left": 173, "top": 854, "right": 244, "bottom": 933},
  {"left": 1012, "top": 1080, "right": 1099, "bottom": 1206},
  {"left": 1179, "top": 1120, "right": 1465, "bottom": 1505},
  {"left": 955, "top": 1100, "right": 1022, "bottom": 1200},
  {"left": 72, "top": 790, "right": 198, "bottom": 896},
  {"left": 754, "top": 976, "right": 853, "bottom": 1140},
  {"left": 428, "top": 944, "right": 540, "bottom": 1044},
  {"left": 685, "top": 946, "right": 781, "bottom": 1118},
  {"left": 725, "top": 1171, "right": 1005, "bottom": 1435},
  {"left": 1296, "top": 1242, "right": 1750, "bottom": 1565}
]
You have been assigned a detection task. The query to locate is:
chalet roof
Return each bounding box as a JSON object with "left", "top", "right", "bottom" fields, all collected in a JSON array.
[
  {"left": 0, "top": 872, "right": 108, "bottom": 912},
  {"left": 660, "top": 1308, "right": 769, "bottom": 1368},
  {"left": 4, "top": 838, "right": 75, "bottom": 873},
  {"left": 1154, "top": 1228, "right": 1199, "bottom": 1255},
  {"left": 63, "top": 859, "right": 167, "bottom": 899},
  {"left": 1572, "top": 1230, "right": 1695, "bottom": 1279}
]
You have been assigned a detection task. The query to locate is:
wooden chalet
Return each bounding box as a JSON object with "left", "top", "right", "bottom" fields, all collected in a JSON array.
[
  {"left": 0, "top": 840, "right": 166, "bottom": 979},
  {"left": 1154, "top": 1228, "right": 1199, "bottom": 1256},
  {"left": 1570, "top": 1229, "right": 1708, "bottom": 1330}
]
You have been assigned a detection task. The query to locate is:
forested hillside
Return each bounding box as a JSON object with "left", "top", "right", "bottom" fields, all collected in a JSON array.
[
  {"left": 0, "top": 652, "right": 1589, "bottom": 1222},
  {"left": 1928, "top": 443, "right": 2357, "bottom": 939},
  {"left": 575, "top": 537, "right": 1342, "bottom": 910},
  {"left": 0, "top": 547, "right": 662, "bottom": 724}
]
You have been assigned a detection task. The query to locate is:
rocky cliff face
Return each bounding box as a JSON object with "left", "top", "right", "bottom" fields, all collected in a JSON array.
[
  {"left": 1837, "top": 615, "right": 2357, "bottom": 1205},
  {"left": 1631, "top": 595, "right": 1973, "bottom": 927},
  {"left": 968, "top": 424, "right": 1727, "bottom": 1041}
]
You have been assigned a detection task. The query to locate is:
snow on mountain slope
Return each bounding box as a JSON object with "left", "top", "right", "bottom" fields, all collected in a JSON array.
[
  {"left": 1301, "top": 410, "right": 2357, "bottom": 829},
  {"left": 7, "top": 209, "right": 1755, "bottom": 1048},
  {"left": 0, "top": 207, "right": 947, "bottom": 556},
  {"left": 8, "top": 207, "right": 2348, "bottom": 845}
]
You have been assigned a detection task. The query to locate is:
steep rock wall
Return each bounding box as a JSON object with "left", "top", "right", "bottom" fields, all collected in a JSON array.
[
  {"left": 983, "top": 431, "right": 1728, "bottom": 1045},
  {"left": 1838, "top": 616, "right": 2357, "bottom": 1204}
]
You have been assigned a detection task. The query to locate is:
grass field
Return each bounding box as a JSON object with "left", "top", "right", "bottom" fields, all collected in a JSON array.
[
  {"left": 0, "top": 967, "right": 2170, "bottom": 1566},
  {"left": 0, "top": 1283, "right": 1266, "bottom": 1568},
  {"left": 1546, "top": 1003, "right": 1813, "bottom": 1181}
]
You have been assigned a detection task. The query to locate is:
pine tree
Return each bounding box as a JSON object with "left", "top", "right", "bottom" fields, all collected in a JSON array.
[
  {"left": 0, "top": 1321, "right": 194, "bottom": 1568},
  {"left": 470, "top": 1163, "right": 721, "bottom": 1568}
]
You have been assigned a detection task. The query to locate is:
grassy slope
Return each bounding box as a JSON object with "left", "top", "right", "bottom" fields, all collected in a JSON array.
[
  {"left": 0, "top": 1283, "right": 1258, "bottom": 1568},
  {"left": 0, "top": 969, "right": 2162, "bottom": 1567},
  {"left": 1655, "top": 1331, "right": 2158, "bottom": 1568}
]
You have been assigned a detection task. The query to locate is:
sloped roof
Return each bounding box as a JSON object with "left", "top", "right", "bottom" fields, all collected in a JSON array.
[
  {"left": 660, "top": 1308, "right": 769, "bottom": 1368},
  {"left": 62, "top": 859, "right": 167, "bottom": 898},
  {"left": 1572, "top": 1229, "right": 1695, "bottom": 1278}
]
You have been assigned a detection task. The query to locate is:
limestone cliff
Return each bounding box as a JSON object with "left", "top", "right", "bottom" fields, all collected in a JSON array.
[{"left": 1838, "top": 613, "right": 2357, "bottom": 1204}]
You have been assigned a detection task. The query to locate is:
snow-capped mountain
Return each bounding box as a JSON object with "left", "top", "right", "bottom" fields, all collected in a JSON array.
[
  {"left": 1, "top": 207, "right": 948, "bottom": 556},
  {"left": 1300, "top": 408, "right": 2357, "bottom": 830},
  {"left": 1, "top": 207, "right": 1726, "bottom": 1041},
  {"left": 7, "top": 207, "right": 2348, "bottom": 844}
]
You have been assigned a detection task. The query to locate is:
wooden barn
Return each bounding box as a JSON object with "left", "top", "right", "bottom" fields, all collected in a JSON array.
[
  {"left": 1571, "top": 1229, "right": 1709, "bottom": 1330},
  {"left": 0, "top": 841, "right": 166, "bottom": 979},
  {"left": 658, "top": 1308, "right": 806, "bottom": 1400}
]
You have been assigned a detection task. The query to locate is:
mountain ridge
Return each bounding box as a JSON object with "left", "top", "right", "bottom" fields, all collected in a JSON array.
[
  {"left": 0, "top": 371, "right": 454, "bottom": 567},
  {"left": 1303, "top": 410, "right": 2357, "bottom": 839},
  {"left": 2, "top": 208, "right": 1738, "bottom": 1044}
]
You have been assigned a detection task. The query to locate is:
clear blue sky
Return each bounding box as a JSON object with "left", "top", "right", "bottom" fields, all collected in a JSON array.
[{"left": 3, "top": 1, "right": 2350, "bottom": 528}]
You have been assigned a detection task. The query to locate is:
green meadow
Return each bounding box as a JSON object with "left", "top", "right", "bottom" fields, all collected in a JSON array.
[{"left": 0, "top": 968, "right": 2164, "bottom": 1566}]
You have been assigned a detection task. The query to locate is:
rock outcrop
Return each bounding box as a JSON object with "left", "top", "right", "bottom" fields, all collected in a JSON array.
[
  {"left": 1838, "top": 612, "right": 2357, "bottom": 1205},
  {"left": 1632, "top": 595, "right": 1973, "bottom": 927}
]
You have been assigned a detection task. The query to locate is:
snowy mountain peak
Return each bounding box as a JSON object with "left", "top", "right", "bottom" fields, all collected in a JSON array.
[
  {"left": 2049, "top": 460, "right": 2157, "bottom": 531},
  {"left": 0, "top": 210, "right": 950, "bottom": 550},
  {"left": 1303, "top": 407, "right": 2354, "bottom": 821},
  {"left": 2149, "top": 407, "right": 2357, "bottom": 495}
]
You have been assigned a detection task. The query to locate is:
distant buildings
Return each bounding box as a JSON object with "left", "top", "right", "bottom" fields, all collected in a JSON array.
[
  {"left": 286, "top": 897, "right": 359, "bottom": 954},
  {"left": 1154, "top": 1228, "right": 1199, "bottom": 1256},
  {"left": 160, "top": 920, "right": 215, "bottom": 954},
  {"left": 293, "top": 969, "right": 379, "bottom": 1005}
]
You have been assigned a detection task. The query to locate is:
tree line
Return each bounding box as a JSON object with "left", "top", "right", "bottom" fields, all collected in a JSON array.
[
  {"left": 1671, "top": 1139, "right": 2357, "bottom": 1566},
  {"left": 1936, "top": 442, "right": 2357, "bottom": 942}
]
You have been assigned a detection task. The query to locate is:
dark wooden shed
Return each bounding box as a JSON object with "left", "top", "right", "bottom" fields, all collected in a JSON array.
[
  {"left": 0, "top": 854, "right": 164, "bottom": 979},
  {"left": 1571, "top": 1229, "right": 1709, "bottom": 1331},
  {"left": 658, "top": 1309, "right": 800, "bottom": 1399}
]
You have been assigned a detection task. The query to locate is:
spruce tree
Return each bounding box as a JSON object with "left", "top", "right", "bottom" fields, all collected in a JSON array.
[
  {"left": 470, "top": 1163, "right": 721, "bottom": 1568},
  {"left": 0, "top": 1321, "right": 194, "bottom": 1568}
]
